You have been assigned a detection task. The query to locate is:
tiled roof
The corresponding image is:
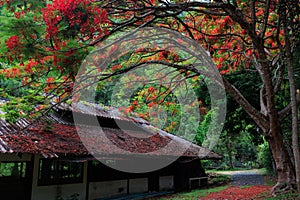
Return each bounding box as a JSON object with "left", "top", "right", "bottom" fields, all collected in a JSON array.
[{"left": 0, "top": 102, "right": 222, "bottom": 159}]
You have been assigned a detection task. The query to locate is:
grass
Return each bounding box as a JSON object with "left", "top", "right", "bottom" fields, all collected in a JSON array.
[
  {"left": 256, "top": 168, "right": 267, "bottom": 174},
  {"left": 253, "top": 174, "right": 299, "bottom": 200},
  {"left": 207, "top": 168, "right": 249, "bottom": 173},
  {"left": 151, "top": 169, "right": 280, "bottom": 200},
  {"left": 157, "top": 185, "right": 230, "bottom": 200},
  {"left": 262, "top": 172, "right": 277, "bottom": 186},
  {"left": 265, "top": 191, "right": 300, "bottom": 200},
  {"left": 239, "top": 185, "right": 253, "bottom": 189},
  {"left": 151, "top": 173, "right": 232, "bottom": 200},
  {"left": 264, "top": 177, "right": 276, "bottom": 186},
  {"left": 254, "top": 190, "right": 300, "bottom": 200},
  {"left": 207, "top": 168, "right": 267, "bottom": 174},
  {"left": 207, "top": 172, "right": 231, "bottom": 186}
]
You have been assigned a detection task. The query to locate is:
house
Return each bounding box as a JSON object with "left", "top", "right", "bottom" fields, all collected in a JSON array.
[{"left": 0, "top": 102, "right": 221, "bottom": 200}]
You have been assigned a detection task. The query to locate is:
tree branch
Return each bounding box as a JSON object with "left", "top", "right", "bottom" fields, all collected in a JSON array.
[{"left": 222, "top": 77, "right": 268, "bottom": 131}]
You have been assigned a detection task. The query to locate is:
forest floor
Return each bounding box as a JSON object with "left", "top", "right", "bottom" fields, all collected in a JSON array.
[
  {"left": 200, "top": 185, "right": 272, "bottom": 200},
  {"left": 200, "top": 169, "right": 272, "bottom": 199},
  {"left": 148, "top": 169, "right": 288, "bottom": 200},
  {"left": 145, "top": 169, "right": 299, "bottom": 199}
]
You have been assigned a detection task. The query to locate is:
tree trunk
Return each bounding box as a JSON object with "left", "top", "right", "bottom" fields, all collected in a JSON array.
[
  {"left": 223, "top": 73, "right": 298, "bottom": 195},
  {"left": 223, "top": 1, "right": 298, "bottom": 194},
  {"left": 282, "top": 11, "right": 300, "bottom": 191},
  {"left": 226, "top": 142, "right": 234, "bottom": 169},
  {"left": 286, "top": 50, "right": 300, "bottom": 192},
  {"left": 266, "top": 129, "right": 296, "bottom": 195}
]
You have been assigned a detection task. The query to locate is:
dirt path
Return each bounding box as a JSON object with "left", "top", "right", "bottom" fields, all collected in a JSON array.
[
  {"left": 228, "top": 170, "right": 265, "bottom": 186},
  {"left": 213, "top": 169, "right": 264, "bottom": 175}
]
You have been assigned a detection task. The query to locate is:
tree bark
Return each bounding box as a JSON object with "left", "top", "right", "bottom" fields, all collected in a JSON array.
[
  {"left": 282, "top": 4, "right": 300, "bottom": 190},
  {"left": 222, "top": 77, "right": 268, "bottom": 131},
  {"left": 285, "top": 45, "right": 300, "bottom": 192},
  {"left": 226, "top": 141, "right": 234, "bottom": 169},
  {"left": 258, "top": 61, "right": 296, "bottom": 195},
  {"left": 266, "top": 128, "right": 296, "bottom": 194}
]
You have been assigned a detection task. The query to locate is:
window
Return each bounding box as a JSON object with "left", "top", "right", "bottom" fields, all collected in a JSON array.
[
  {"left": 38, "top": 159, "right": 83, "bottom": 185},
  {"left": 0, "top": 162, "right": 27, "bottom": 179}
]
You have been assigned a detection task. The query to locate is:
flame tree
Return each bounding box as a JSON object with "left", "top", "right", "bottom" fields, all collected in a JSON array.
[{"left": 0, "top": 0, "right": 299, "bottom": 194}]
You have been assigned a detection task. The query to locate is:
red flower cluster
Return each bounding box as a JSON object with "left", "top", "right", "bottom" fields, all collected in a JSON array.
[
  {"left": 6, "top": 35, "right": 20, "bottom": 50},
  {"left": 1, "top": 67, "right": 21, "bottom": 78},
  {"left": 5, "top": 35, "right": 23, "bottom": 61},
  {"left": 25, "top": 60, "right": 39, "bottom": 73},
  {"left": 42, "top": 0, "right": 109, "bottom": 39},
  {"left": 0, "top": 0, "right": 10, "bottom": 6}
]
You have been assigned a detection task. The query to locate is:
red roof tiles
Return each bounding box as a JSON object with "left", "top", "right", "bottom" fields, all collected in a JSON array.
[{"left": 0, "top": 102, "right": 222, "bottom": 159}]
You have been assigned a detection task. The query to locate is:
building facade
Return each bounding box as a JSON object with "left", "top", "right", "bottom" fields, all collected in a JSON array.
[{"left": 0, "top": 103, "right": 221, "bottom": 200}]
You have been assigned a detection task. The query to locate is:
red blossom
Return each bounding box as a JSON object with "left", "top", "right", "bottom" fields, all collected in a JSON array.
[
  {"left": 203, "top": 186, "right": 272, "bottom": 200},
  {"left": 224, "top": 16, "right": 231, "bottom": 23},
  {"left": 111, "top": 64, "right": 122, "bottom": 71},
  {"left": 46, "top": 76, "right": 55, "bottom": 83},
  {"left": 42, "top": 0, "right": 108, "bottom": 39},
  {"left": 6, "top": 36, "right": 20, "bottom": 50},
  {"left": 148, "top": 102, "right": 156, "bottom": 108},
  {"left": 12, "top": 67, "right": 21, "bottom": 77},
  {"left": 22, "top": 77, "right": 29, "bottom": 85},
  {"left": 24, "top": 60, "right": 39, "bottom": 73},
  {"left": 14, "top": 11, "right": 21, "bottom": 19}
]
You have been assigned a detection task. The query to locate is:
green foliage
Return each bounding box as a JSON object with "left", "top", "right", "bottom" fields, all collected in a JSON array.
[
  {"left": 0, "top": 76, "right": 25, "bottom": 97},
  {"left": 0, "top": 2, "right": 298, "bottom": 185},
  {"left": 0, "top": 162, "right": 26, "bottom": 177},
  {"left": 224, "top": 71, "right": 262, "bottom": 144},
  {"left": 202, "top": 129, "right": 259, "bottom": 170},
  {"left": 93, "top": 60, "right": 203, "bottom": 140},
  {"left": 1, "top": 95, "right": 44, "bottom": 123},
  {"left": 207, "top": 172, "right": 231, "bottom": 186},
  {"left": 0, "top": 4, "right": 44, "bottom": 62},
  {"left": 201, "top": 71, "right": 264, "bottom": 170},
  {"left": 0, "top": 73, "right": 48, "bottom": 122},
  {"left": 195, "top": 109, "right": 212, "bottom": 145},
  {"left": 157, "top": 185, "right": 230, "bottom": 200},
  {"left": 258, "top": 140, "right": 275, "bottom": 175}
]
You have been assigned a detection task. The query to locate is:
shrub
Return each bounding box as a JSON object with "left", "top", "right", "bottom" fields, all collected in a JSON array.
[{"left": 258, "top": 141, "right": 274, "bottom": 174}]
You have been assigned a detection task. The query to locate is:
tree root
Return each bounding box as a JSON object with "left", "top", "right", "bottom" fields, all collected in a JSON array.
[
  {"left": 271, "top": 182, "right": 296, "bottom": 196},
  {"left": 271, "top": 182, "right": 282, "bottom": 196}
]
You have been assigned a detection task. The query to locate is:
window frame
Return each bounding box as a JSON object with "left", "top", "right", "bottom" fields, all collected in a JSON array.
[
  {"left": 38, "top": 159, "right": 84, "bottom": 186},
  {"left": 0, "top": 161, "right": 27, "bottom": 180}
]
